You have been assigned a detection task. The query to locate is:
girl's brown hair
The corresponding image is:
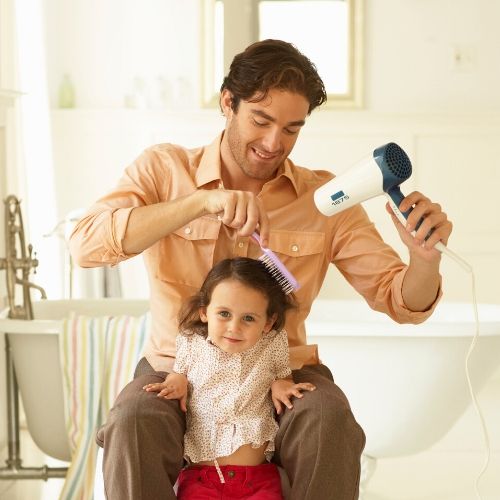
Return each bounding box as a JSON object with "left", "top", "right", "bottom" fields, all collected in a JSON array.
[
  {"left": 220, "top": 39, "right": 327, "bottom": 115},
  {"left": 178, "top": 257, "right": 296, "bottom": 337}
]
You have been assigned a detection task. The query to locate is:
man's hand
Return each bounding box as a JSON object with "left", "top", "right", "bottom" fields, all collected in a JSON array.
[
  {"left": 387, "top": 191, "right": 453, "bottom": 262},
  {"left": 271, "top": 378, "right": 316, "bottom": 415},
  {"left": 143, "top": 373, "right": 188, "bottom": 412},
  {"left": 201, "top": 189, "right": 270, "bottom": 248}
]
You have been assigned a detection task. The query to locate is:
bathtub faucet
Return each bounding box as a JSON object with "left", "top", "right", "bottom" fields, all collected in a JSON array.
[{"left": 0, "top": 194, "right": 47, "bottom": 320}]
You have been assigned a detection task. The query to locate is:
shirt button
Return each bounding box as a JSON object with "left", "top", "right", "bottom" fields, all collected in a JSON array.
[
  {"left": 228, "top": 470, "right": 235, "bottom": 478},
  {"left": 238, "top": 242, "right": 244, "bottom": 248},
  {"left": 184, "top": 227, "right": 192, "bottom": 235},
  {"left": 291, "top": 244, "right": 299, "bottom": 252}
]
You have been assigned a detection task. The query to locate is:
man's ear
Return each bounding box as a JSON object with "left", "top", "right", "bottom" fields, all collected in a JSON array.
[
  {"left": 220, "top": 89, "right": 234, "bottom": 118},
  {"left": 199, "top": 307, "right": 208, "bottom": 323},
  {"left": 263, "top": 313, "right": 278, "bottom": 333}
]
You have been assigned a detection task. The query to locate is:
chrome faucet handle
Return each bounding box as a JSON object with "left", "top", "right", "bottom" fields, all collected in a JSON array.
[{"left": 27, "top": 244, "right": 39, "bottom": 273}]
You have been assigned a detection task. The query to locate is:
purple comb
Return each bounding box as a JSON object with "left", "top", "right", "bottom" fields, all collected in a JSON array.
[{"left": 251, "top": 232, "right": 300, "bottom": 294}]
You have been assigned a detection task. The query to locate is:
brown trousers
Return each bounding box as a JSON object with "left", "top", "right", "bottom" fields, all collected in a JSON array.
[{"left": 96, "top": 358, "right": 365, "bottom": 500}]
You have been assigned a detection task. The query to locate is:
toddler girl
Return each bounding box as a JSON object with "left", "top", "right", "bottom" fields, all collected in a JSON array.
[{"left": 144, "top": 257, "right": 316, "bottom": 499}]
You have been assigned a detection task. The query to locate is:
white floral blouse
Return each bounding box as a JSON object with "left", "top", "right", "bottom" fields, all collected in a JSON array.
[{"left": 173, "top": 329, "right": 292, "bottom": 464}]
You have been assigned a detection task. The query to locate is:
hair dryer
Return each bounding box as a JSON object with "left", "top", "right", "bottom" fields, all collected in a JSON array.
[
  {"left": 313, "top": 142, "right": 469, "bottom": 270},
  {"left": 314, "top": 142, "right": 415, "bottom": 221}
]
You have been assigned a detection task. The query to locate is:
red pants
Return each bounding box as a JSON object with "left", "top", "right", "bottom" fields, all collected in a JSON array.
[{"left": 176, "top": 463, "right": 283, "bottom": 499}]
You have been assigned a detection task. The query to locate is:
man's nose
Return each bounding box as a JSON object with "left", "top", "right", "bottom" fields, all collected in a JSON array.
[{"left": 261, "top": 127, "right": 281, "bottom": 153}]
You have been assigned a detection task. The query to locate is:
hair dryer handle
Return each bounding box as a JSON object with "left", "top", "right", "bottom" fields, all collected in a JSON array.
[{"left": 386, "top": 186, "right": 424, "bottom": 232}]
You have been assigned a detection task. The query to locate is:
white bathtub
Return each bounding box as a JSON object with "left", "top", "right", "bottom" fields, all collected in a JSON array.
[
  {"left": 1, "top": 298, "right": 499, "bottom": 466},
  {"left": 306, "top": 299, "right": 500, "bottom": 458},
  {"left": 0, "top": 299, "right": 149, "bottom": 462}
]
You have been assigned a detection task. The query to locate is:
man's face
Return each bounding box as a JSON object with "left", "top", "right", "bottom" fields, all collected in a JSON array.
[{"left": 222, "top": 88, "right": 309, "bottom": 182}]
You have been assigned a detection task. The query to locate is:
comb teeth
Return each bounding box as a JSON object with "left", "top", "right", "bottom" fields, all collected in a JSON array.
[
  {"left": 250, "top": 231, "right": 300, "bottom": 294},
  {"left": 259, "top": 255, "right": 295, "bottom": 294}
]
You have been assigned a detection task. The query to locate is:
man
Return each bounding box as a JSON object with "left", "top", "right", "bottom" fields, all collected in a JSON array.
[{"left": 70, "top": 39, "right": 452, "bottom": 499}]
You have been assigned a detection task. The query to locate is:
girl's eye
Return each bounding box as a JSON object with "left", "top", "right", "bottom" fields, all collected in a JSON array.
[
  {"left": 218, "top": 311, "right": 230, "bottom": 318},
  {"left": 243, "top": 315, "right": 255, "bottom": 322}
]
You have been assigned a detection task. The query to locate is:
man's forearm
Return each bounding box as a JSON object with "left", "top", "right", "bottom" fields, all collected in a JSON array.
[
  {"left": 401, "top": 253, "right": 441, "bottom": 312},
  {"left": 122, "top": 191, "right": 207, "bottom": 254}
]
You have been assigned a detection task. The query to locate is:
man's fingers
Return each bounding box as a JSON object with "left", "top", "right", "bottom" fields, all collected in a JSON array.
[
  {"left": 238, "top": 198, "right": 260, "bottom": 236},
  {"left": 210, "top": 190, "right": 269, "bottom": 241},
  {"left": 220, "top": 194, "right": 237, "bottom": 226},
  {"left": 255, "top": 199, "right": 270, "bottom": 247}
]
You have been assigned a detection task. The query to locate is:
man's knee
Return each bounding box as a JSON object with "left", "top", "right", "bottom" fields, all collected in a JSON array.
[
  {"left": 99, "top": 375, "right": 186, "bottom": 447},
  {"left": 284, "top": 383, "right": 365, "bottom": 447}
]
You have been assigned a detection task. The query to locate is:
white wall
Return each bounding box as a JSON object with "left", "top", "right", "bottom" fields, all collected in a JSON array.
[
  {"left": 365, "top": 0, "right": 500, "bottom": 113},
  {"left": 43, "top": 0, "right": 201, "bottom": 109},
  {"left": 42, "top": 0, "right": 500, "bottom": 113}
]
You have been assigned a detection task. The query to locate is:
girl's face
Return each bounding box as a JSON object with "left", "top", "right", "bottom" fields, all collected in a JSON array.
[{"left": 199, "top": 279, "right": 277, "bottom": 354}]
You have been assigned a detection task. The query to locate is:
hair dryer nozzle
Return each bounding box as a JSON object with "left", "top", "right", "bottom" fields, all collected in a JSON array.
[{"left": 373, "top": 142, "right": 412, "bottom": 193}]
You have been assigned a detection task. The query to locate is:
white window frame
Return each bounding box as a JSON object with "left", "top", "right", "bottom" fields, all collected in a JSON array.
[{"left": 200, "top": 0, "right": 363, "bottom": 109}]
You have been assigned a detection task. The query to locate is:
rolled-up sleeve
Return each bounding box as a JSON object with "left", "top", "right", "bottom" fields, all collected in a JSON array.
[
  {"left": 330, "top": 205, "right": 442, "bottom": 324},
  {"left": 69, "top": 207, "right": 137, "bottom": 266},
  {"left": 69, "top": 147, "right": 167, "bottom": 267}
]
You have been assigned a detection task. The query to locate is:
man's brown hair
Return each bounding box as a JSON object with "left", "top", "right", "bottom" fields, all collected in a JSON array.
[{"left": 220, "top": 39, "right": 327, "bottom": 114}]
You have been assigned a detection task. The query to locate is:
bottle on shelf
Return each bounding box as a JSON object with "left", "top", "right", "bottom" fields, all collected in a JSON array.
[{"left": 58, "top": 74, "right": 76, "bottom": 108}]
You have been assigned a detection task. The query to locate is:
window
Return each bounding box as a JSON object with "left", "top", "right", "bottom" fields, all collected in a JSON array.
[{"left": 201, "top": 0, "right": 363, "bottom": 108}]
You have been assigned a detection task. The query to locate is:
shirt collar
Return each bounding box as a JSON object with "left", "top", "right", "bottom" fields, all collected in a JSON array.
[
  {"left": 196, "top": 131, "right": 300, "bottom": 196},
  {"left": 195, "top": 133, "right": 224, "bottom": 188},
  {"left": 275, "top": 158, "right": 300, "bottom": 196}
]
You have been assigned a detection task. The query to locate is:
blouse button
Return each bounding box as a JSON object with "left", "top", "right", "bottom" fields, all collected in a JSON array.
[
  {"left": 291, "top": 244, "right": 299, "bottom": 252},
  {"left": 184, "top": 227, "right": 192, "bottom": 235},
  {"left": 238, "top": 242, "right": 244, "bottom": 248},
  {"left": 228, "top": 470, "right": 235, "bottom": 478}
]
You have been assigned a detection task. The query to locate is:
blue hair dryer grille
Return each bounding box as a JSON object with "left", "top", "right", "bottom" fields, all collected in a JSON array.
[{"left": 373, "top": 143, "right": 415, "bottom": 222}]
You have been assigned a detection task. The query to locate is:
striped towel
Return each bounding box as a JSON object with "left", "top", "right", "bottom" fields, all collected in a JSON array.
[{"left": 59, "top": 312, "right": 150, "bottom": 500}]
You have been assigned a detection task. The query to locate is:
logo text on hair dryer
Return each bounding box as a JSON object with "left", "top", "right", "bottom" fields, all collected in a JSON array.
[{"left": 330, "top": 190, "right": 350, "bottom": 206}]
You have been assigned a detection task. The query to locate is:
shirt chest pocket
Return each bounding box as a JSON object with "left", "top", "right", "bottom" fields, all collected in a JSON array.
[
  {"left": 267, "top": 230, "right": 325, "bottom": 282},
  {"left": 155, "top": 216, "right": 220, "bottom": 288}
]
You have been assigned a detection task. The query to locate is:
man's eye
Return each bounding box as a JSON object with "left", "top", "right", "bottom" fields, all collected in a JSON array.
[
  {"left": 253, "top": 119, "right": 268, "bottom": 127},
  {"left": 284, "top": 128, "right": 299, "bottom": 135}
]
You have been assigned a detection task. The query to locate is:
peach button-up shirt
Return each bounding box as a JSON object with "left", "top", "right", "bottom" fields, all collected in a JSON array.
[{"left": 70, "top": 133, "right": 441, "bottom": 372}]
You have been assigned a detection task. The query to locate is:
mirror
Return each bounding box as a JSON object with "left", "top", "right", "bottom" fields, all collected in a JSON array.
[{"left": 201, "top": 0, "right": 363, "bottom": 108}]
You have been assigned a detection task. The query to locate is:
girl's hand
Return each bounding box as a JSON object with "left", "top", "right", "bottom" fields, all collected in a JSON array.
[
  {"left": 271, "top": 378, "right": 316, "bottom": 415},
  {"left": 143, "top": 373, "right": 188, "bottom": 412}
]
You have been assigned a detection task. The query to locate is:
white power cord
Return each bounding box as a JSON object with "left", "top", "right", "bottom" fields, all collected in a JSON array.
[
  {"left": 463, "top": 267, "right": 491, "bottom": 500},
  {"left": 426, "top": 246, "right": 490, "bottom": 500},
  {"left": 388, "top": 196, "right": 491, "bottom": 499}
]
